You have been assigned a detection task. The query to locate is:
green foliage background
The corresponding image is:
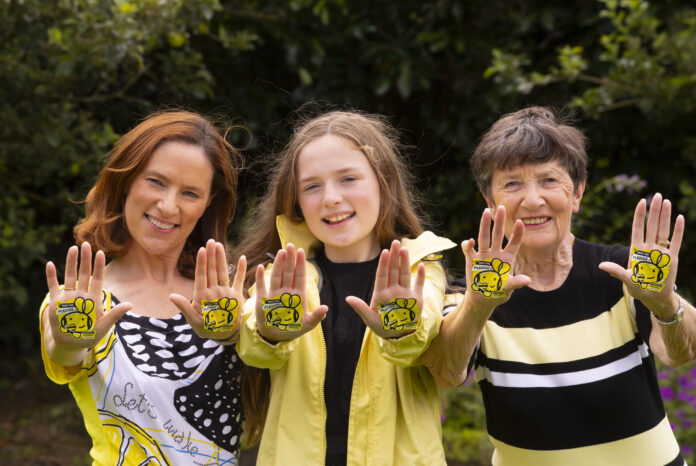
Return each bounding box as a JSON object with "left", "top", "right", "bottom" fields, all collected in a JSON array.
[{"left": 2, "top": 0, "right": 695, "bottom": 462}]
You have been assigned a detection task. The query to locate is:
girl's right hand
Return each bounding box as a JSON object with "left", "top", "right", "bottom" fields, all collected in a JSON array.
[
  {"left": 254, "top": 243, "right": 328, "bottom": 342},
  {"left": 44, "top": 242, "right": 132, "bottom": 355},
  {"left": 461, "top": 206, "right": 529, "bottom": 313}
]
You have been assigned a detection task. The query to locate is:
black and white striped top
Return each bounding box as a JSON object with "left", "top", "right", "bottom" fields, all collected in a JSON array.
[{"left": 472, "top": 239, "right": 683, "bottom": 465}]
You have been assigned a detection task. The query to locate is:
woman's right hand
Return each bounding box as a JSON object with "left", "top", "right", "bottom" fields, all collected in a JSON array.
[
  {"left": 254, "top": 243, "right": 328, "bottom": 342},
  {"left": 461, "top": 206, "right": 530, "bottom": 313},
  {"left": 44, "top": 242, "right": 132, "bottom": 362}
]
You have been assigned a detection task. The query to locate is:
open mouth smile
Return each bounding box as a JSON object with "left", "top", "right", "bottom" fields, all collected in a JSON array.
[
  {"left": 145, "top": 214, "right": 178, "bottom": 231},
  {"left": 521, "top": 217, "right": 551, "bottom": 226},
  {"left": 323, "top": 213, "right": 355, "bottom": 224}
]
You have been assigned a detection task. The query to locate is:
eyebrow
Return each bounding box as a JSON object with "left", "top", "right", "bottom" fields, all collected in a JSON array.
[
  {"left": 145, "top": 170, "right": 207, "bottom": 192},
  {"left": 298, "top": 166, "right": 362, "bottom": 184}
]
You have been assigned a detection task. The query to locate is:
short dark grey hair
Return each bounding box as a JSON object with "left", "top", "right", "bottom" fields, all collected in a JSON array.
[{"left": 470, "top": 106, "right": 588, "bottom": 197}]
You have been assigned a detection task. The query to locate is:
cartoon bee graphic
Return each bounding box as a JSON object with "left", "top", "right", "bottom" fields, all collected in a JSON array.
[
  {"left": 263, "top": 293, "right": 303, "bottom": 331},
  {"left": 57, "top": 297, "right": 96, "bottom": 339},
  {"left": 379, "top": 298, "right": 419, "bottom": 332},
  {"left": 471, "top": 258, "right": 511, "bottom": 298},
  {"left": 202, "top": 297, "right": 238, "bottom": 332},
  {"left": 631, "top": 248, "right": 670, "bottom": 291}
]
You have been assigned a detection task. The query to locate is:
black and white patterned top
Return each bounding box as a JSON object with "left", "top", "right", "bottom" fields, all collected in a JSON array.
[{"left": 83, "top": 295, "right": 245, "bottom": 464}]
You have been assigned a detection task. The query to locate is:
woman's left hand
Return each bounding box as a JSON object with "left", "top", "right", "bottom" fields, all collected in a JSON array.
[
  {"left": 171, "top": 239, "right": 246, "bottom": 344},
  {"left": 599, "top": 193, "right": 684, "bottom": 320},
  {"left": 347, "top": 240, "right": 424, "bottom": 339}
]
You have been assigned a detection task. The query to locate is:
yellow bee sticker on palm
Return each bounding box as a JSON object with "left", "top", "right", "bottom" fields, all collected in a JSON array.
[
  {"left": 201, "top": 297, "right": 239, "bottom": 332},
  {"left": 631, "top": 248, "right": 670, "bottom": 292},
  {"left": 471, "top": 258, "right": 511, "bottom": 299},
  {"left": 378, "top": 298, "right": 419, "bottom": 332},
  {"left": 56, "top": 297, "right": 96, "bottom": 340},
  {"left": 262, "top": 293, "right": 303, "bottom": 332}
]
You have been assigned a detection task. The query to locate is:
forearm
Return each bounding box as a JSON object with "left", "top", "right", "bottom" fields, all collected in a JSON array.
[
  {"left": 421, "top": 294, "right": 493, "bottom": 389},
  {"left": 649, "top": 294, "right": 696, "bottom": 367}
]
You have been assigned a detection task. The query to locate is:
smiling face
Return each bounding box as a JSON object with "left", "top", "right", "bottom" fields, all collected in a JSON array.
[
  {"left": 297, "top": 134, "right": 381, "bottom": 262},
  {"left": 633, "top": 262, "right": 662, "bottom": 283},
  {"left": 485, "top": 160, "right": 584, "bottom": 253},
  {"left": 205, "top": 309, "right": 231, "bottom": 328},
  {"left": 476, "top": 271, "right": 501, "bottom": 291},
  {"left": 123, "top": 141, "right": 213, "bottom": 259},
  {"left": 61, "top": 313, "right": 90, "bottom": 332}
]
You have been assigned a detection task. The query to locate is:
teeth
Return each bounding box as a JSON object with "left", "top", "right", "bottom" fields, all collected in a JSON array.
[
  {"left": 325, "top": 213, "right": 352, "bottom": 223},
  {"left": 148, "top": 215, "right": 176, "bottom": 230},
  {"left": 522, "top": 217, "right": 549, "bottom": 225}
]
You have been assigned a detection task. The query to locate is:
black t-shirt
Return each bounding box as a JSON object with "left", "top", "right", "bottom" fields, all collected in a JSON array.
[{"left": 315, "top": 248, "right": 380, "bottom": 466}]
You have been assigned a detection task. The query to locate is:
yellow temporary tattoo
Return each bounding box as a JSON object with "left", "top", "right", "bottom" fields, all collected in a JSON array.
[
  {"left": 630, "top": 247, "right": 670, "bottom": 292},
  {"left": 471, "top": 258, "right": 511, "bottom": 298},
  {"left": 201, "top": 297, "right": 239, "bottom": 332},
  {"left": 262, "top": 293, "right": 303, "bottom": 332},
  {"left": 56, "top": 297, "right": 96, "bottom": 340},
  {"left": 378, "top": 298, "right": 419, "bottom": 332}
]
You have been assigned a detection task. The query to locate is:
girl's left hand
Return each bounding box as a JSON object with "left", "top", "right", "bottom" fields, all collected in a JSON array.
[
  {"left": 599, "top": 193, "right": 684, "bottom": 320},
  {"left": 171, "top": 239, "right": 246, "bottom": 344},
  {"left": 347, "top": 240, "right": 424, "bottom": 339}
]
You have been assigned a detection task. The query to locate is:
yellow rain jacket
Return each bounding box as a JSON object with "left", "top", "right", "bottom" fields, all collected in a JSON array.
[{"left": 239, "top": 216, "right": 455, "bottom": 465}]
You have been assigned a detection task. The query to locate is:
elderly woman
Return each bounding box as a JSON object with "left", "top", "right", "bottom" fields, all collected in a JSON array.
[
  {"left": 423, "top": 107, "right": 695, "bottom": 465},
  {"left": 40, "top": 110, "right": 265, "bottom": 465}
]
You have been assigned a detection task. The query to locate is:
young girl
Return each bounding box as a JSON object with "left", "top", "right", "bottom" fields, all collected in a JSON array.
[
  {"left": 40, "top": 110, "right": 265, "bottom": 465},
  {"left": 236, "top": 111, "right": 455, "bottom": 465}
]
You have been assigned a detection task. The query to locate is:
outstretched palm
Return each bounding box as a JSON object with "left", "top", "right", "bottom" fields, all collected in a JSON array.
[
  {"left": 462, "top": 206, "right": 529, "bottom": 312},
  {"left": 346, "top": 240, "right": 425, "bottom": 339},
  {"left": 599, "top": 193, "right": 684, "bottom": 319},
  {"left": 254, "top": 243, "right": 328, "bottom": 342},
  {"left": 45, "top": 242, "right": 132, "bottom": 350},
  {"left": 171, "top": 239, "right": 246, "bottom": 343}
]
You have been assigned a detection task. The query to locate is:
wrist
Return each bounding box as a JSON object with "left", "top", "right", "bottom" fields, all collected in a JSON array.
[
  {"left": 649, "top": 295, "right": 683, "bottom": 326},
  {"left": 49, "top": 342, "right": 89, "bottom": 366},
  {"left": 463, "top": 292, "right": 497, "bottom": 319},
  {"left": 256, "top": 326, "right": 280, "bottom": 345},
  {"left": 210, "top": 333, "right": 238, "bottom": 345}
]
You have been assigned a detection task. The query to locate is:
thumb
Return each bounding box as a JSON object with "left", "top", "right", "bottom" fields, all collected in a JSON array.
[
  {"left": 345, "top": 296, "right": 372, "bottom": 321},
  {"left": 598, "top": 262, "right": 629, "bottom": 281},
  {"left": 506, "top": 274, "right": 531, "bottom": 291},
  {"left": 170, "top": 293, "right": 199, "bottom": 324},
  {"left": 303, "top": 305, "right": 328, "bottom": 330},
  {"left": 96, "top": 301, "right": 132, "bottom": 333}
]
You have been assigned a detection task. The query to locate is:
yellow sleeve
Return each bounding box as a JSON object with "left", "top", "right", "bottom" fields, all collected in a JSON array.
[
  {"left": 372, "top": 260, "right": 445, "bottom": 367},
  {"left": 39, "top": 291, "right": 103, "bottom": 385},
  {"left": 238, "top": 289, "right": 300, "bottom": 370}
]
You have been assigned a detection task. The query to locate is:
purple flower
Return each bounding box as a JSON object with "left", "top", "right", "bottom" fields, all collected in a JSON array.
[
  {"left": 658, "top": 370, "right": 670, "bottom": 379},
  {"left": 681, "top": 419, "right": 693, "bottom": 429},
  {"left": 670, "top": 421, "right": 677, "bottom": 431},
  {"left": 682, "top": 445, "right": 693, "bottom": 456},
  {"left": 661, "top": 386, "right": 674, "bottom": 400},
  {"left": 677, "top": 375, "right": 695, "bottom": 389}
]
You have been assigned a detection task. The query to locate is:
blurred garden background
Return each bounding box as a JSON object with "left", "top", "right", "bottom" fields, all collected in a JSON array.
[{"left": 1, "top": 0, "right": 695, "bottom": 463}]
